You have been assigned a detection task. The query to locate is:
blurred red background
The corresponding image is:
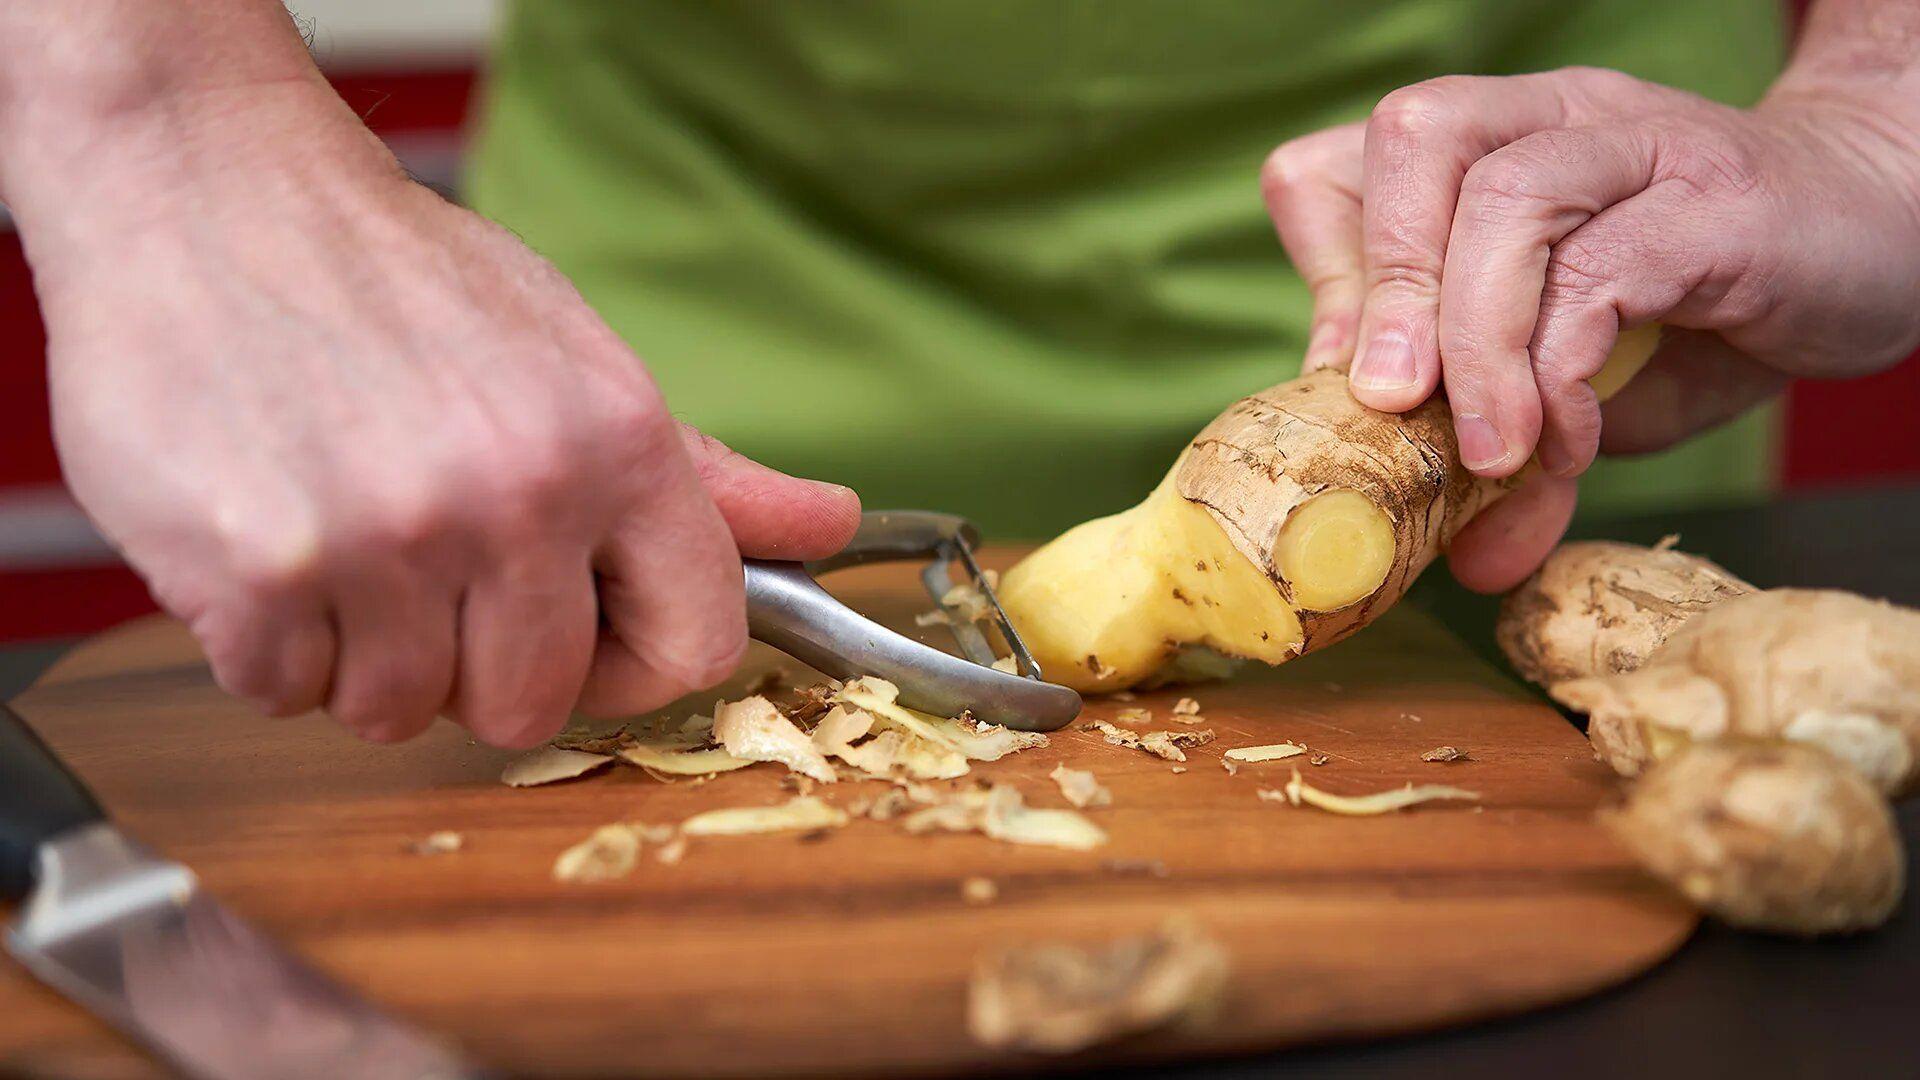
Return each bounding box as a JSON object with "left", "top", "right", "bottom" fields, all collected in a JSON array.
[{"left": 1, "top": 7, "right": 1916, "bottom": 643}]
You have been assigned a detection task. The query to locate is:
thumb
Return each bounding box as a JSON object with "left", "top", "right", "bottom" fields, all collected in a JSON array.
[{"left": 679, "top": 423, "right": 862, "bottom": 560}]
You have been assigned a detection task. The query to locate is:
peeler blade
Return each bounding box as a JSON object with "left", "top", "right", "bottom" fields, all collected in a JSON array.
[{"left": 743, "top": 511, "right": 1081, "bottom": 731}]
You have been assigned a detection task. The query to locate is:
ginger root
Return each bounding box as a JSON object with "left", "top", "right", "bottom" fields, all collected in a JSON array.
[
  {"left": 1001, "top": 327, "right": 1661, "bottom": 691},
  {"left": 1499, "top": 543, "right": 1918, "bottom": 935},
  {"left": 1556, "top": 589, "right": 1920, "bottom": 794},
  {"left": 1496, "top": 539, "right": 1753, "bottom": 690},
  {"left": 1603, "top": 742, "right": 1903, "bottom": 935}
]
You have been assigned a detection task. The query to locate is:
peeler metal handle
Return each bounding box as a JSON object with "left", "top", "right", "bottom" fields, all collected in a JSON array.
[{"left": 742, "top": 512, "right": 1082, "bottom": 732}]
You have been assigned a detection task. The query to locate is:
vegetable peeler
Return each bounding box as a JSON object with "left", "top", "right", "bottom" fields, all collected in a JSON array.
[{"left": 742, "top": 511, "right": 1082, "bottom": 732}]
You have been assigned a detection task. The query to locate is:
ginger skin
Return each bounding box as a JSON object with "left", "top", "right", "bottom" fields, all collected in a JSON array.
[{"left": 1496, "top": 540, "right": 1753, "bottom": 691}]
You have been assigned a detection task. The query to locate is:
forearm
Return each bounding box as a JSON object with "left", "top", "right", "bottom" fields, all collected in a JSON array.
[
  {"left": 1767, "top": 0, "right": 1920, "bottom": 130},
  {"left": 0, "top": 1, "right": 398, "bottom": 258}
]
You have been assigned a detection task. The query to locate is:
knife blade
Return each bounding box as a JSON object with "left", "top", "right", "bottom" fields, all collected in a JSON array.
[{"left": 1, "top": 702, "right": 484, "bottom": 1080}]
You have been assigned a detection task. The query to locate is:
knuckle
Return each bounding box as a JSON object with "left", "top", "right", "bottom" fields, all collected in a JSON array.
[
  {"left": 486, "top": 441, "right": 579, "bottom": 523},
  {"left": 1543, "top": 241, "right": 1625, "bottom": 302},
  {"left": 594, "top": 382, "right": 673, "bottom": 451},
  {"left": 680, "top": 422, "right": 745, "bottom": 483},
  {"left": 1561, "top": 65, "right": 1646, "bottom": 101},
  {"left": 226, "top": 540, "right": 322, "bottom": 600},
  {"left": 209, "top": 514, "right": 324, "bottom": 600},
  {"left": 1460, "top": 147, "right": 1554, "bottom": 208},
  {"left": 1365, "top": 256, "right": 1442, "bottom": 295},
  {"left": 1435, "top": 324, "right": 1499, "bottom": 372},
  {"left": 1369, "top": 80, "right": 1466, "bottom": 141},
  {"left": 367, "top": 495, "right": 454, "bottom": 556},
  {"left": 1260, "top": 138, "right": 1318, "bottom": 198},
  {"left": 1667, "top": 131, "right": 1762, "bottom": 199}
]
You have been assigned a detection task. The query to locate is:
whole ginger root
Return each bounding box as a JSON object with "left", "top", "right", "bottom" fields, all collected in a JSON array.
[
  {"left": 1501, "top": 540, "right": 1919, "bottom": 935},
  {"left": 1496, "top": 539, "right": 1753, "bottom": 691},
  {"left": 1605, "top": 742, "right": 1904, "bottom": 936},
  {"left": 1556, "top": 589, "right": 1920, "bottom": 795}
]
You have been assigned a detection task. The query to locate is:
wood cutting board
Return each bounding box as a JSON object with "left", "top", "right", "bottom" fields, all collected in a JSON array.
[{"left": 0, "top": 550, "right": 1694, "bottom": 1078}]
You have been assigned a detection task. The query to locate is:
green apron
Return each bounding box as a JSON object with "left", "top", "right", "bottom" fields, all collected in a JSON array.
[{"left": 469, "top": 1, "right": 1784, "bottom": 539}]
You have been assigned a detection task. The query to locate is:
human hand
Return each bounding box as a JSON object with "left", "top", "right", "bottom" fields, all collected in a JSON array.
[
  {"left": 1259, "top": 66, "right": 1920, "bottom": 590},
  {"left": 25, "top": 91, "right": 858, "bottom": 748}
]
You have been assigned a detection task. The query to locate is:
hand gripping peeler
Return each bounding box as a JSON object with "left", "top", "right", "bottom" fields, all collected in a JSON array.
[{"left": 742, "top": 511, "right": 1082, "bottom": 732}]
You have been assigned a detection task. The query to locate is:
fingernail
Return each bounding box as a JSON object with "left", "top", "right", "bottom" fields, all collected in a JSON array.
[
  {"left": 1351, "top": 333, "right": 1417, "bottom": 391},
  {"left": 1536, "top": 438, "right": 1576, "bottom": 478},
  {"left": 1455, "top": 413, "right": 1511, "bottom": 472}
]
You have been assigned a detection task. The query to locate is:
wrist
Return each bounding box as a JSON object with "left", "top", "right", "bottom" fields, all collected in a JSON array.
[
  {"left": 0, "top": 1, "right": 404, "bottom": 261},
  {"left": 6, "top": 79, "right": 408, "bottom": 275},
  {"left": 1754, "top": 87, "right": 1920, "bottom": 229}
]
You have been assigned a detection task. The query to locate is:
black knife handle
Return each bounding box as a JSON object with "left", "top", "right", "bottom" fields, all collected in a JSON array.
[{"left": 0, "top": 702, "right": 105, "bottom": 900}]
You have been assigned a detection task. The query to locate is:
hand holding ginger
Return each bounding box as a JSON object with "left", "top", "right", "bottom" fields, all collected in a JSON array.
[{"left": 1264, "top": 3, "right": 1920, "bottom": 591}]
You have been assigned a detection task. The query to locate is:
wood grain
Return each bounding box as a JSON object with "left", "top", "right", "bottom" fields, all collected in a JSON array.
[{"left": 0, "top": 552, "right": 1694, "bottom": 1078}]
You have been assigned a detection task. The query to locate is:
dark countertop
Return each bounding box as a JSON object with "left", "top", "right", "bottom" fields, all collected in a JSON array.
[{"left": 6, "top": 485, "right": 1918, "bottom": 1079}]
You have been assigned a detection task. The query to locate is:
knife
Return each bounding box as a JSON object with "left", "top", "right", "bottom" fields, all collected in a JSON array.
[{"left": 1, "top": 701, "right": 484, "bottom": 1080}]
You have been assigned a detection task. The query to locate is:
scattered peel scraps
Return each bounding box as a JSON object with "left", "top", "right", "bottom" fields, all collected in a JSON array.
[
  {"left": 502, "top": 747, "right": 614, "bottom": 787},
  {"left": 553, "top": 824, "right": 641, "bottom": 883},
  {"left": 713, "top": 696, "right": 837, "bottom": 783},
  {"left": 904, "top": 785, "right": 1107, "bottom": 850},
  {"left": 680, "top": 795, "right": 850, "bottom": 837},
  {"left": 810, "top": 705, "right": 875, "bottom": 755},
  {"left": 939, "top": 570, "right": 999, "bottom": 623},
  {"left": 1141, "top": 730, "right": 1213, "bottom": 763},
  {"left": 548, "top": 727, "right": 630, "bottom": 754},
  {"left": 1223, "top": 743, "right": 1307, "bottom": 764},
  {"left": 1172, "top": 697, "right": 1201, "bottom": 716},
  {"left": 408, "top": 831, "right": 464, "bottom": 855},
  {"left": 616, "top": 743, "right": 753, "bottom": 776},
  {"left": 1050, "top": 764, "right": 1113, "bottom": 809},
  {"left": 838, "top": 677, "right": 1048, "bottom": 763},
  {"left": 1088, "top": 719, "right": 1212, "bottom": 761},
  {"left": 1270, "top": 769, "right": 1481, "bottom": 815},
  {"left": 967, "top": 916, "right": 1228, "bottom": 1053},
  {"left": 654, "top": 833, "right": 688, "bottom": 865},
  {"left": 1421, "top": 746, "right": 1469, "bottom": 762},
  {"left": 844, "top": 730, "right": 970, "bottom": 781},
  {"left": 962, "top": 877, "right": 1000, "bottom": 905}
]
